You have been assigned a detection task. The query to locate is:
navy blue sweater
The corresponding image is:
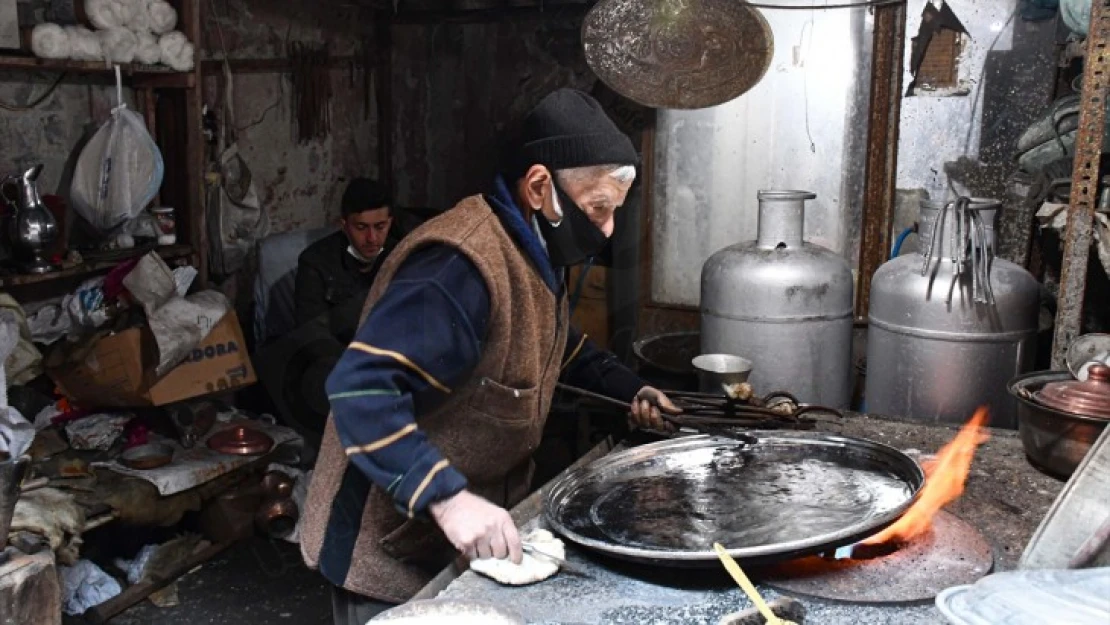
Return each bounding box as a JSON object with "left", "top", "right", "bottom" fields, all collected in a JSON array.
[{"left": 324, "top": 176, "right": 645, "bottom": 522}]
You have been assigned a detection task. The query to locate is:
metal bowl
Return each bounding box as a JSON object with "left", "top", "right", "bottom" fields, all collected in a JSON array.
[
  {"left": 1008, "top": 370, "right": 1110, "bottom": 479},
  {"left": 119, "top": 443, "right": 174, "bottom": 470},
  {"left": 692, "top": 353, "right": 753, "bottom": 394}
]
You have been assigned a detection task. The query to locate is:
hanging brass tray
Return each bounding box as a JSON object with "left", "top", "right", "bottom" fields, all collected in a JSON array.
[{"left": 582, "top": 0, "right": 775, "bottom": 110}]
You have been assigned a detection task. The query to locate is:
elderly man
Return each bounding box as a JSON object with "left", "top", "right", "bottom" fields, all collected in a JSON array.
[{"left": 301, "top": 88, "right": 678, "bottom": 624}]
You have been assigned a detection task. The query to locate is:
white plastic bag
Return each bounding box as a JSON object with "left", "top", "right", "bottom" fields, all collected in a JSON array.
[{"left": 70, "top": 68, "right": 164, "bottom": 234}]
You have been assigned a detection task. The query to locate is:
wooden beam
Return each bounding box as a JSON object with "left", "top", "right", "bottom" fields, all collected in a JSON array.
[
  {"left": 384, "top": 3, "right": 592, "bottom": 24},
  {"left": 200, "top": 56, "right": 359, "bottom": 75},
  {"left": 83, "top": 540, "right": 235, "bottom": 623},
  {"left": 854, "top": 1, "right": 906, "bottom": 321},
  {"left": 376, "top": 21, "right": 394, "bottom": 192},
  {"left": 181, "top": 0, "right": 208, "bottom": 286}
]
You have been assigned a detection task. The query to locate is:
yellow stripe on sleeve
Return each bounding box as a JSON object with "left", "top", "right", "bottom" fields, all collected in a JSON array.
[{"left": 348, "top": 342, "right": 451, "bottom": 394}]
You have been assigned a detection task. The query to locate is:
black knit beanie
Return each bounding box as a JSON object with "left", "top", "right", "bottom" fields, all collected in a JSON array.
[{"left": 512, "top": 88, "right": 638, "bottom": 178}]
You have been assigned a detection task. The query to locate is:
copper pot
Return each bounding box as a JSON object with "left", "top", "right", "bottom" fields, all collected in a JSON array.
[
  {"left": 255, "top": 498, "right": 298, "bottom": 538},
  {"left": 1009, "top": 369, "right": 1110, "bottom": 479},
  {"left": 200, "top": 488, "right": 263, "bottom": 543},
  {"left": 260, "top": 471, "right": 294, "bottom": 499}
]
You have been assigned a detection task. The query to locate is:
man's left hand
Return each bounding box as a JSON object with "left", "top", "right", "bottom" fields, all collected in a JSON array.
[{"left": 629, "top": 386, "right": 681, "bottom": 431}]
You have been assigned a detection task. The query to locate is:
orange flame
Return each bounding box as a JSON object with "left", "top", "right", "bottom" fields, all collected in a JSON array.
[{"left": 863, "top": 407, "right": 991, "bottom": 545}]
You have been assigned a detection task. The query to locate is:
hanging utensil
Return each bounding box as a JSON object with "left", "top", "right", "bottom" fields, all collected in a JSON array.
[{"left": 582, "top": 0, "right": 775, "bottom": 110}]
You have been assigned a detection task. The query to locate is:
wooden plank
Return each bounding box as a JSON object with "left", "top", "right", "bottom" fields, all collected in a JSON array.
[
  {"left": 386, "top": 4, "right": 592, "bottom": 24},
  {"left": 180, "top": 0, "right": 208, "bottom": 287},
  {"left": 83, "top": 539, "right": 235, "bottom": 624},
  {"left": 0, "top": 55, "right": 185, "bottom": 79},
  {"left": 0, "top": 244, "right": 194, "bottom": 289},
  {"left": 854, "top": 1, "right": 906, "bottom": 321},
  {"left": 131, "top": 71, "right": 195, "bottom": 89},
  {"left": 376, "top": 21, "right": 394, "bottom": 190},
  {"left": 200, "top": 56, "right": 359, "bottom": 75}
]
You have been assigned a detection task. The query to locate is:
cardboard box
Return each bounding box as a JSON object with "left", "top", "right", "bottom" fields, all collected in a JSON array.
[{"left": 50, "top": 311, "right": 257, "bottom": 408}]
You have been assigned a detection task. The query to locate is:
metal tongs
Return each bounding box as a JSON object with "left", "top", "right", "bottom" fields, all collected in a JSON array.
[{"left": 554, "top": 383, "right": 837, "bottom": 444}]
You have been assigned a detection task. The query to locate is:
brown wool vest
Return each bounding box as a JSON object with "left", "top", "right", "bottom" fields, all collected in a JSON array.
[{"left": 300, "top": 195, "right": 569, "bottom": 602}]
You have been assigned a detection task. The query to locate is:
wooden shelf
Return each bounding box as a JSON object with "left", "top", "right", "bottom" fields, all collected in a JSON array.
[
  {"left": 0, "top": 55, "right": 195, "bottom": 88},
  {"left": 0, "top": 244, "right": 195, "bottom": 289}
]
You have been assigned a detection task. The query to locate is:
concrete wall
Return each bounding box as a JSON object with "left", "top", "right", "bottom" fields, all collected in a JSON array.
[
  {"left": 892, "top": 0, "right": 1056, "bottom": 248},
  {"left": 0, "top": 76, "right": 131, "bottom": 200},
  {"left": 202, "top": 0, "right": 377, "bottom": 235}
]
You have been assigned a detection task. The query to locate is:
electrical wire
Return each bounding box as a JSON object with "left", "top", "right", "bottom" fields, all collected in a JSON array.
[
  {"left": 0, "top": 73, "right": 68, "bottom": 112},
  {"left": 742, "top": 0, "right": 904, "bottom": 10}
]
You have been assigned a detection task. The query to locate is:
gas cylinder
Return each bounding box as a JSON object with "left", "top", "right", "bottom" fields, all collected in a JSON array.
[
  {"left": 864, "top": 197, "right": 1040, "bottom": 428},
  {"left": 700, "top": 190, "right": 854, "bottom": 407}
]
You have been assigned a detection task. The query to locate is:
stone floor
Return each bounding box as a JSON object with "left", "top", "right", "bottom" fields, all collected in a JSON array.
[{"left": 64, "top": 537, "right": 332, "bottom": 625}]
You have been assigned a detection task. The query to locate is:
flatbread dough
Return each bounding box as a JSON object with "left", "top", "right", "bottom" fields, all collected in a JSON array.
[{"left": 469, "top": 529, "right": 566, "bottom": 586}]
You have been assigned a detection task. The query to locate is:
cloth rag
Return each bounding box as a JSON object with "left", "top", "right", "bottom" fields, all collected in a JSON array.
[{"left": 59, "top": 560, "right": 121, "bottom": 616}]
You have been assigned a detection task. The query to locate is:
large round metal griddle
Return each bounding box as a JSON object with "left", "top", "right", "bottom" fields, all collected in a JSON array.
[
  {"left": 544, "top": 433, "right": 925, "bottom": 567},
  {"left": 759, "top": 510, "right": 994, "bottom": 604},
  {"left": 582, "top": 0, "right": 774, "bottom": 110}
]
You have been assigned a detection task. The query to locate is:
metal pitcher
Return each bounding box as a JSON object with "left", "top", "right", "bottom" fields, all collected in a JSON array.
[{"left": 1, "top": 165, "right": 58, "bottom": 274}]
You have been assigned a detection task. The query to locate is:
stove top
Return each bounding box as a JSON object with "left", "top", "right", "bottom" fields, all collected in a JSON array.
[{"left": 756, "top": 510, "right": 993, "bottom": 604}]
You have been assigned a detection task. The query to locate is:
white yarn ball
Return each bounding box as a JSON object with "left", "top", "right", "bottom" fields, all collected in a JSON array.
[
  {"left": 98, "top": 27, "right": 138, "bottom": 64},
  {"left": 133, "top": 30, "right": 161, "bottom": 64},
  {"left": 85, "top": 0, "right": 138, "bottom": 30},
  {"left": 158, "top": 31, "right": 194, "bottom": 71},
  {"left": 30, "top": 23, "right": 72, "bottom": 60},
  {"left": 65, "top": 26, "right": 103, "bottom": 61},
  {"left": 146, "top": 0, "right": 177, "bottom": 34}
]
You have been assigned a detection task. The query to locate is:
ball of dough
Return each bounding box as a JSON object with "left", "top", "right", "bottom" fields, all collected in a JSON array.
[{"left": 469, "top": 528, "right": 566, "bottom": 586}]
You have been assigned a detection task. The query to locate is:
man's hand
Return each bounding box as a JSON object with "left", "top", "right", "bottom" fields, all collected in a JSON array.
[
  {"left": 629, "top": 386, "right": 682, "bottom": 431},
  {"left": 429, "top": 490, "right": 523, "bottom": 564}
]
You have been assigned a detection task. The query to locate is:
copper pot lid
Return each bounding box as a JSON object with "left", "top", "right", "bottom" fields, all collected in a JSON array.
[
  {"left": 1035, "top": 364, "right": 1110, "bottom": 418},
  {"left": 207, "top": 425, "right": 274, "bottom": 456}
]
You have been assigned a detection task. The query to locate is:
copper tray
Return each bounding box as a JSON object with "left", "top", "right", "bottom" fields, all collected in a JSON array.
[
  {"left": 582, "top": 0, "right": 774, "bottom": 110},
  {"left": 544, "top": 432, "right": 924, "bottom": 567}
]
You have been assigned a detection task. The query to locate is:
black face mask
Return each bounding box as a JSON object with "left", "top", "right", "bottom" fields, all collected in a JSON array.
[{"left": 535, "top": 182, "right": 608, "bottom": 267}]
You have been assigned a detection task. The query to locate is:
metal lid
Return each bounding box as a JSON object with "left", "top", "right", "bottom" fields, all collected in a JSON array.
[
  {"left": 207, "top": 425, "right": 274, "bottom": 456},
  {"left": 1035, "top": 364, "right": 1110, "bottom": 418}
]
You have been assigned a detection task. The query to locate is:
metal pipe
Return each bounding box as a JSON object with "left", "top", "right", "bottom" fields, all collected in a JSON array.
[{"left": 1051, "top": 0, "right": 1110, "bottom": 369}]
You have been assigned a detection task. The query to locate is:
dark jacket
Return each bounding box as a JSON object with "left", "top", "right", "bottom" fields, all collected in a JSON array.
[{"left": 294, "top": 230, "right": 393, "bottom": 344}]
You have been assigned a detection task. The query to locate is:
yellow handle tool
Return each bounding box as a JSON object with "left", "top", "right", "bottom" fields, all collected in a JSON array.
[{"left": 713, "top": 543, "right": 797, "bottom": 625}]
